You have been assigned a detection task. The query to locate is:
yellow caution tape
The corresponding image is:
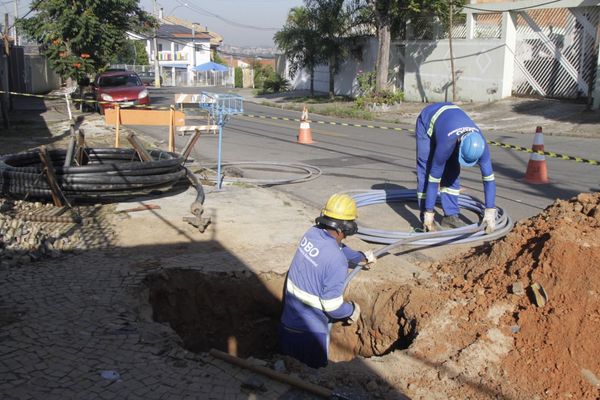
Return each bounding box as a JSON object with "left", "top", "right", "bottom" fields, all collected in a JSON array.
[{"left": 2, "top": 90, "right": 598, "bottom": 166}]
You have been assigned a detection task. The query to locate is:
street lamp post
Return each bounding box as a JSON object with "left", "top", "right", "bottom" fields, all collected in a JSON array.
[
  {"left": 192, "top": 23, "right": 196, "bottom": 85},
  {"left": 153, "top": 0, "right": 161, "bottom": 88}
]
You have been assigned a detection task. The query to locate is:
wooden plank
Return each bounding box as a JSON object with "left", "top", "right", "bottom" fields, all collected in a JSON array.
[
  {"left": 174, "top": 93, "right": 216, "bottom": 104},
  {"left": 114, "top": 105, "right": 121, "bottom": 147},
  {"left": 181, "top": 129, "right": 202, "bottom": 161},
  {"left": 115, "top": 204, "right": 161, "bottom": 214},
  {"left": 127, "top": 133, "right": 153, "bottom": 162},
  {"left": 75, "top": 129, "right": 86, "bottom": 166},
  {"left": 105, "top": 108, "right": 186, "bottom": 126},
  {"left": 168, "top": 107, "right": 175, "bottom": 152},
  {"left": 176, "top": 125, "right": 219, "bottom": 132},
  {"left": 38, "top": 146, "right": 65, "bottom": 207}
]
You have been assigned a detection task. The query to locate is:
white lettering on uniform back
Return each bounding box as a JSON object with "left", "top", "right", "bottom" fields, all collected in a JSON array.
[
  {"left": 298, "top": 236, "right": 320, "bottom": 266},
  {"left": 447, "top": 127, "right": 478, "bottom": 137}
]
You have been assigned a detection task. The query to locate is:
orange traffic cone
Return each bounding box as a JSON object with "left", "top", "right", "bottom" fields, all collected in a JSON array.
[
  {"left": 524, "top": 126, "right": 549, "bottom": 184},
  {"left": 297, "top": 107, "right": 314, "bottom": 144}
]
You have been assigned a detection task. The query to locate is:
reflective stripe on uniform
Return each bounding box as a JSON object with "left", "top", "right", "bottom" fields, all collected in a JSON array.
[
  {"left": 428, "top": 175, "right": 441, "bottom": 183},
  {"left": 483, "top": 174, "right": 495, "bottom": 182},
  {"left": 440, "top": 187, "right": 461, "bottom": 196},
  {"left": 417, "top": 192, "right": 426, "bottom": 199},
  {"left": 286, "top": 279, "right": 343, "bottom": 312},
  {"left": 426, "top": 105, "right": 460, "bottom": 137}
]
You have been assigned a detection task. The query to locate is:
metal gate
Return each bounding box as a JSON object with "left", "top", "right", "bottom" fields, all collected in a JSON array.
[{"left": 512, "top": 6, "right": 599, "bottom": 99}]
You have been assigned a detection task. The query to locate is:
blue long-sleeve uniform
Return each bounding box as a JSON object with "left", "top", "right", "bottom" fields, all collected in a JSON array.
[
  {"left": 415, "top": 102, "right": 496, "bottom": 216},
  {"left": 279, "top": 226, "right": 363, "bottom": 367}
]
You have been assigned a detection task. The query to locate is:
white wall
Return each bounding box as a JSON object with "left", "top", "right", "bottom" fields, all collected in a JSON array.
[
  {"left": 289, "top": 37, "right": 379, "bottom": 96},
  {"left": 403, "top": 39, "right": 507, "bottom": 103},
  {"left": 24, "top": 56, "right": 60, "bottom": 94},
  {"left": 151, "top": 38, "right": 211, "bottom": 67}
]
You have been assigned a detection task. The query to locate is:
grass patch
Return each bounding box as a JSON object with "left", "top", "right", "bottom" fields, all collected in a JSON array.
[
  {"left": 313, "top": 105, "right": 374, "bottom": 120},
  {"left": 287, "top": 95, "right": 353, "bottom": 104},
  {"left": 259, "top": 101, "right": 374, "bottom": 121}
]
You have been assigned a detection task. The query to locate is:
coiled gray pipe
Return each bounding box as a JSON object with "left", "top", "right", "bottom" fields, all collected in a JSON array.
[{"left": 344, "top": 188, "right": 513, "bottom": 286}]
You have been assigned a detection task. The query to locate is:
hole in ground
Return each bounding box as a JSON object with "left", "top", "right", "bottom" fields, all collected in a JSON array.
[{"left": 144, "top": 269, "right": 419, "bottom": 360}]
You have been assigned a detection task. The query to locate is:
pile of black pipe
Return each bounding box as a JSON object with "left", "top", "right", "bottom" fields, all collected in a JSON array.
[{"left": 0, "top": 148, "right": 188, "bottom": 202}]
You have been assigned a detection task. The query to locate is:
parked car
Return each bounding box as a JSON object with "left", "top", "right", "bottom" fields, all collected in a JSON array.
[
  {"left": 138, "top": 71, "right": 163, "bottom": 86},
  {"left": 92, "top": 70, "right": 150, "bottom": 114}
]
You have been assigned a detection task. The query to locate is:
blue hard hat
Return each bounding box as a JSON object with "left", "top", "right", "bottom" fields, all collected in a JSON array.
[{"left": 458, "top": 131, "right": 485, "bottom": 167}]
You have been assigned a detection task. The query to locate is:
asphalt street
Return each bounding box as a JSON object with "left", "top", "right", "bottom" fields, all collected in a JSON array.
[{"left": 133, "top": 87, "right": 600, "bottom": 224}]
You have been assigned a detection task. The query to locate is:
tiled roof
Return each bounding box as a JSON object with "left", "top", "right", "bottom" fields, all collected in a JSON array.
[
  {"left": 157, "top": 24, "right": 212, "bottom": 40},
  {"left": 161, "top": 16, "right": 223, "bottom": 46}
]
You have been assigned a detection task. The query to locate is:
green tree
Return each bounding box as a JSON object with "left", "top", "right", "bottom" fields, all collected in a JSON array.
[
  {"left": 306, "top": 0, "right": 363, "bottom": 99},
  {"left": 251, "top": 62, "right": 276, "bottom": 90},
  {"left": 274, "top": 6, "right": 321, "bottom": 96},
  {"left": 358, "top": 0, "right": 464, "bottom": 91},
  {"left": 19, "top": 0, "right": 155, "bottom": 84},
  {"left": 112, "top": 40, "right": 149, "bottom": 65},
  {"left": 234, "top": 67, "right": 243, "bottom": 88},
  {"left": 212, "top": 50, "right": 227, "bottom": 66}
]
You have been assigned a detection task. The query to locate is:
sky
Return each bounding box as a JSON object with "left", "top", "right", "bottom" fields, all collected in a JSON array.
[{"left": 141, "top": 0, "right": 304, "bottom": 48}]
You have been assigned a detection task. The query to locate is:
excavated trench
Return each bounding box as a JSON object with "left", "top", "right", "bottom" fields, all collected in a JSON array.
[{"left": 144, "top": 268, "right": 421, "bottom": 360}]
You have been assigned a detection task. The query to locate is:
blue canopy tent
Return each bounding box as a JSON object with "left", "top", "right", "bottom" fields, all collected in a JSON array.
[
  {"left": 192, "top": 62, "right": 229, "bottom": 72},
  {"left": 191, "top": 62, "right": 230, "bottom": 86}
]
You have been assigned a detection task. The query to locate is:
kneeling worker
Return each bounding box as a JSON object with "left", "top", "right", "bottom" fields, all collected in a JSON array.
[{"left": 279, "top": 193, "right": 376, "bottom": 368}]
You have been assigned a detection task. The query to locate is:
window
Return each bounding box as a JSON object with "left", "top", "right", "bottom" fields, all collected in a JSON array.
[
  {"left": 98, "top": 74, "right": 142, "bottom": 88},
  {"left": 158, "top": 43, "right": 163, "bottom": 52}
]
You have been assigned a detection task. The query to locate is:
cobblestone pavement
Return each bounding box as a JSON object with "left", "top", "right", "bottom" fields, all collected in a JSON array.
[{"left": 0, "top": 248, "right": 295, "bottom": 400}]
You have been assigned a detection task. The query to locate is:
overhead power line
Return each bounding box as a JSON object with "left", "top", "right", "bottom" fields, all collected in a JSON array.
[{"left": 173, "top": 0, "right": 279, "bottom": 31}]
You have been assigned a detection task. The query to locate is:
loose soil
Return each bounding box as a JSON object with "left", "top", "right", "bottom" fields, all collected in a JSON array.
[
  {"left": 142, "top": 192, "right": 600, "bottom": 400},
  {"left": 432, "top": 192, "right": 600, "bottom": 399}
]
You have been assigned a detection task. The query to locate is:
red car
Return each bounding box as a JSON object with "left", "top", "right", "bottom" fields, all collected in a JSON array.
[{"left": 92, "top": 70, "right": 150, "bottom": 114}]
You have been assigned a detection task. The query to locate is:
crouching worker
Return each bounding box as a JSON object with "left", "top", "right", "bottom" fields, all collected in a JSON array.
[{"left": 279, "top": 193, "right": 376, "bottom": 368}]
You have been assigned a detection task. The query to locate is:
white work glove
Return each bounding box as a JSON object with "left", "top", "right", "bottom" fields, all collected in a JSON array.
[
  {"left": 423, "top": 210, "right": 436, "bottom": 232},
  {"left": 347, "top": 302, "right": 361, "bottom": 325},
  {"left": 483, "top": 208, "right": 497, "bottom": 234},
  {"left": 361, "top": 250, "right": 377, "bottom": 268}
]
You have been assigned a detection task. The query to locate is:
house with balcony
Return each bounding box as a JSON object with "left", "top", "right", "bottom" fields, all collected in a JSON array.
[{"left": 145, "top": 23, "right": 213, "bottom": 85}]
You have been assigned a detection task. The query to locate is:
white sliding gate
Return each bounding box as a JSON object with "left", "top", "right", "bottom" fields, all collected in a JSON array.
[{"left": 513, "top": 6, "right": 600, "bottom": 99}]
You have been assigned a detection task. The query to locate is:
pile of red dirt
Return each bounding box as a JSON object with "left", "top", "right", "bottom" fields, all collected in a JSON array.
[{"left": 438, "top": 192, "right": 600, "bottom": 399}]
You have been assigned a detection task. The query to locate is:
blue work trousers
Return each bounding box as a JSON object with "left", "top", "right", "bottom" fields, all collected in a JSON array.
[
  {"left": 279, "top": 324, "right": 328, "bottom": 369},
  {"left": 416, "top": 130, "right": 461, "bottom": 217}
]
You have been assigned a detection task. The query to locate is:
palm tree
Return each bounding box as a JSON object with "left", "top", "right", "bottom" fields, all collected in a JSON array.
[
  {"left": 274, "top": 7, "right": 321, "bottom": 96},
  {"left": 307, "top": 0, "right": 363, "bottom": 99}
]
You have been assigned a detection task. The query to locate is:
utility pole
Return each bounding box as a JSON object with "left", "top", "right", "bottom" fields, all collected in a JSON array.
[
  {"left": 153, "top": 0, "right": 161, "bottom": 88},
  {"left": 13, "top": 0, "right": 18, "bottom": 46}
]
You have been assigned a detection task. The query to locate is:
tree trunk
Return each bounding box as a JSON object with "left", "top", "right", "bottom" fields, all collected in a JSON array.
[
  {"left": 310, "top": 66, "right": 314, "bottom": 97},
  {"left": 328, "top": 59, "right": 335, "bottom": 99},
  {"left": 449, "top": 2, "right": 457, "bottom": 102},
  {"left": 375, "top": 21, "right": 391, "bottom": 92}
]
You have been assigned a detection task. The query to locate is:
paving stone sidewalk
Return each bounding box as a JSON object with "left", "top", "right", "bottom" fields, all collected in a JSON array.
[{"left": 0, "top": 248, "right": 294, "bottom": 400}]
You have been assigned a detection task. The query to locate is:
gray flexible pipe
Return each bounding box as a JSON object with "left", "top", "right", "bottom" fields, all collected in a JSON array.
[
  {"left": 344, "top": 188, "right": 513, "bottom": 287},
  {"left": 196, "top": 161, "right": 322, "bottom": 186}
]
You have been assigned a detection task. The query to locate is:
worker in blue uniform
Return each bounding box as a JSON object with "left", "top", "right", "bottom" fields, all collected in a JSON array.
[
  {"left": 279, "top": 193, "right": 376, "bottom": 368},
  {"left": 415, "top": 102, "right": 497, "bottom": 233}
]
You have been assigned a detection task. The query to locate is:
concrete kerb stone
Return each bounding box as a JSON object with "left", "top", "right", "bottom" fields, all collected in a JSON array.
[{"left": 232, "top": 88, "right": 600, "bottom": 138}]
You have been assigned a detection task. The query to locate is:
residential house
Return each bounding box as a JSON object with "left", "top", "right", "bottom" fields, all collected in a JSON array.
[
  {"left": 148, "top": 23, "right": 212, "bottom": 85},
  {"left": 129, "top": 10, "right": 225, "bottom": 86}
]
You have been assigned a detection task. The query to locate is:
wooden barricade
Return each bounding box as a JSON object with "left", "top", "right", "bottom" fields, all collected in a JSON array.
[{"left": 104, "top": 106, "right": 186, "bottom": 151}]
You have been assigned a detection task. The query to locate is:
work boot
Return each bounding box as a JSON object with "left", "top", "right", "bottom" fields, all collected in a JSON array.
[{"left": 440, "top": 215, "right": 466, "bottom": 229}]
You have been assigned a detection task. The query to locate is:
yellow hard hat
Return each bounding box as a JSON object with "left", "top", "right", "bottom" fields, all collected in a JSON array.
[{"left": 322, "top": 193, "right": 357, "bottom": 221}]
